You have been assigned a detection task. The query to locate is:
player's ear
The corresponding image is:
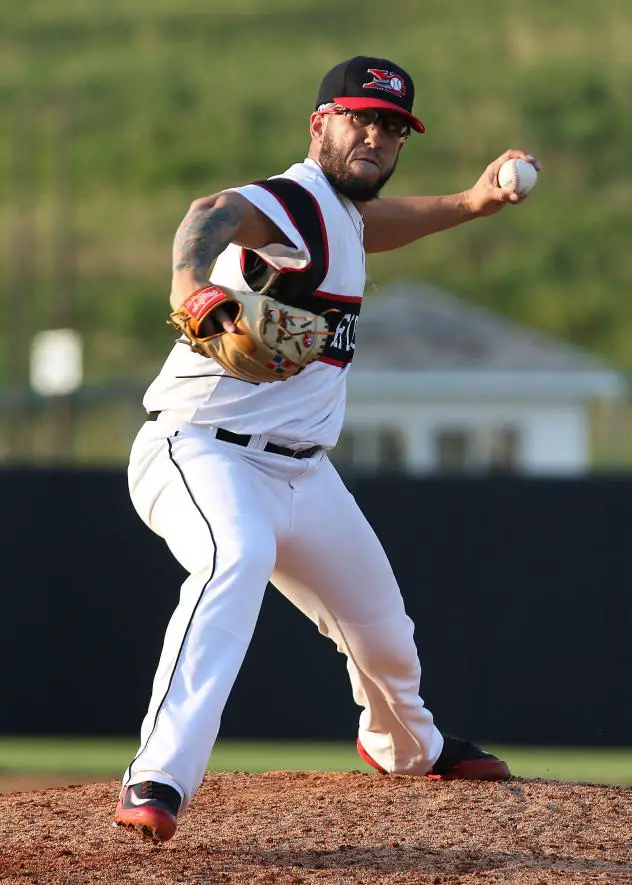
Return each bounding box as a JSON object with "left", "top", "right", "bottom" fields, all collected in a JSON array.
[{"left": 310, "top": 112, "right": 325, "bottom": 141}]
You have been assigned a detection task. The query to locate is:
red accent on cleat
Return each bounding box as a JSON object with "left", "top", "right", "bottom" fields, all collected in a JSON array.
[
  {"left": 113, "top": 783, "right": 180, "bottom": 843},
  {"left": 114, "top": 801, "right": 177, "bottom": 842},
  {"left": 356, "top": 738, "right": 387, "bottom": 773},
  {"left": 114, "top": 803, "right": 177, "bottom": 842},
  {"left": 426, "top": 757, "right": 510, "bottom": 781},
  {"left": 357, "top": 736, "right": 511, "bottom": 781}
]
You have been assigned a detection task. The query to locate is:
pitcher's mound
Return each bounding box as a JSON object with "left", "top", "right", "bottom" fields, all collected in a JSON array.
[{"left": 1, "top": 771, "right": 630, "bottom": 884}]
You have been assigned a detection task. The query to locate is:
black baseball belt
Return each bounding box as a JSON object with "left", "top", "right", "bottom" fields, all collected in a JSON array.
[{"left": 146, "top": 411, "right": 322, "bottom": 460}]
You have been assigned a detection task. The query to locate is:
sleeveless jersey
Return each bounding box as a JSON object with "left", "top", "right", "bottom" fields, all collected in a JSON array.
[{"left": 143, "top": 158, "right": 366, "bottom": 449}]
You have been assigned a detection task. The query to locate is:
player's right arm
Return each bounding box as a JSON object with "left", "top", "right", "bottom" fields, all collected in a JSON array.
[{"left": 170, "top": 190, "right": 290, "bottom": 314}]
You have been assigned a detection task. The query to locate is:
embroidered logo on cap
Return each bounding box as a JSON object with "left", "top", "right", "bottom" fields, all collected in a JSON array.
[{"left": 362, "top": 69, "right": 406, "bottom": 97}]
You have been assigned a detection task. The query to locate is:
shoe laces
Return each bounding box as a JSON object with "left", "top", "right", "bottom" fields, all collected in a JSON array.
[{"left": 134, "top": 781, "right": 181, "bottom": 812}]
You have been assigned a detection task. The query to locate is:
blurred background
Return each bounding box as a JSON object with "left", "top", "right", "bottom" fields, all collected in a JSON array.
[{"left": 1, "top": 0, "right": 631, "bottom": 790}]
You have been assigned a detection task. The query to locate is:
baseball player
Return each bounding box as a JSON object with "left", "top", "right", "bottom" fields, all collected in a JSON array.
[{"left": 114, "top": 55, "right": 540, "bottom": 843}]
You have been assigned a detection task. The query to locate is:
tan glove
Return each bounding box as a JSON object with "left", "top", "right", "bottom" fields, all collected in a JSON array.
[{"left": 168, "top": 284, "right": 331, "bottom": 383}]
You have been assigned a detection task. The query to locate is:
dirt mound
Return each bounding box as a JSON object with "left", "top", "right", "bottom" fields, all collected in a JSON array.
[{"left": 1, "top": 771, "right": 630, "bottom": 884}]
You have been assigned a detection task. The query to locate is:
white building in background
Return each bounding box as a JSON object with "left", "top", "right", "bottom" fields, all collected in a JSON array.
[{"left": 338, "top": 281, "right": 628, "bottom": 475}]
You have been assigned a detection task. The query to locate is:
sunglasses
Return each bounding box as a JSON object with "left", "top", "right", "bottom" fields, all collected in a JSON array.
[{"left": 321, "top": 106, "right": 411, "bottom": 139}]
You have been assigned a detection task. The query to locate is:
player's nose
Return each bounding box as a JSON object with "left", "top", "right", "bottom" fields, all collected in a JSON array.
[{"left": 362, "top": 124, "right": 386, "bottom": 149}]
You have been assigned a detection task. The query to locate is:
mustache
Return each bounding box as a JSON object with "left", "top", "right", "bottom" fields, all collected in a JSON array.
[
  {"left": 350, "top": 151, "right": 381, "bottom": 166},
  {"left": 318, "top": 131, "right": 399, "bottom": 201}
]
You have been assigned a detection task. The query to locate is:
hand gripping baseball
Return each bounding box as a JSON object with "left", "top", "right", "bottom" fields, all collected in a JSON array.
[
  {"left": 464, "top": 149, "right": 541, "bottom": 217},
  {"left": 168, "top": 284, "right": 331, "bottom": 383}
]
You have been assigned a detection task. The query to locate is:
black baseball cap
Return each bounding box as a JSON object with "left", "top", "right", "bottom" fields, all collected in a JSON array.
[{"left": 316, "top": 56, "right": 425, "bottom": 134}]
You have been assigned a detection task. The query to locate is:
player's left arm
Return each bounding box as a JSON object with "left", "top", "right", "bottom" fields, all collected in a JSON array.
[
  {"left": 170, "top": 190, "right": 292, "bottom": 313},
  {"left": 360, "top": 149, "right": 540, "bottom": 254}
]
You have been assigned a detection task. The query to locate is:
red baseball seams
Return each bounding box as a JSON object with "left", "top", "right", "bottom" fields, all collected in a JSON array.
[{"left": 183, "top": 286, "right": 229, "bottom": 320}]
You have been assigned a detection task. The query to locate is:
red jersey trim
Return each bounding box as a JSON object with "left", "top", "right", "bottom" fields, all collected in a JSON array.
[
  {"left": 251, "top": 183, "right": 312, "bottom": 274},
  {"left": 318, "top": 355, "right": 351, "bottom": 368},
  {"left": 253, "top": 181, "right": 329, "bottom": 277},
  {"left": 313, "top": 289, "right": 363, "bottom": 303}
]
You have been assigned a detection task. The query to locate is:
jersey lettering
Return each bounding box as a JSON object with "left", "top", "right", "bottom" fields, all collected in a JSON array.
[
  {"left": 241, "top": 177, "right": 361, "bottom": 369},
  {"left": 316, "top": 296, "right": 361, "bottom": 367},
  {"left": 143, "top": 159, "right": 366, "bottom": 445},
  {"left": 331, "top": 312, "right": 358, "bottom": 353}
]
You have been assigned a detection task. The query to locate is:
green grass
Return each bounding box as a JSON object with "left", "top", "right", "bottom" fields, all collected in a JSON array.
[
  {"left": 2, "top": 0, "right": 632, "bottom": 393},
  {"left": 488, "top": 745, "right": 632, "bottom": 785},
  {"left": 0, "top": 738, "right": 630, "bottom": 785},
  {"left": 3, "top": 0, "right": 632, "bottom": 465}
]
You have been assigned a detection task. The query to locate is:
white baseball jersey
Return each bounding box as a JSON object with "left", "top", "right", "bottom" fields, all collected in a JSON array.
[
  {"left": 143, "top": 158, "right": 366, "bottom": 449},
  {"left": 123, "top": 157, "right": 444, "bottom": 807}
]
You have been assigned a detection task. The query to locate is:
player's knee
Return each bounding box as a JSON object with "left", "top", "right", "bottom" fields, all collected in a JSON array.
[{"left": 367, "top": 639, "right": 420, "bottom": 681}]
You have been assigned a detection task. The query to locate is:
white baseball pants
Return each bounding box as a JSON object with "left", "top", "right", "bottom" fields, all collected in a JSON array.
[{"left": 123, "top": 416, "right": 443, "bottom": 806}]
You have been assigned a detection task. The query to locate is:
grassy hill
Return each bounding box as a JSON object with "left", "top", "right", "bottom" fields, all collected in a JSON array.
[{"left": 1, "top": 0, "right": 632, "bottom": 385}]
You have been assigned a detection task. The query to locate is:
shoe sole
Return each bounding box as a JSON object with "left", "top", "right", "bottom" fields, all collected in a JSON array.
[
  {"left": 357, "top": 739, "right": 511, "bottom": 781},
  {"left": 426, "top": 758, "right": 511, "bottom": 781},
  {"left": 113, "top": 807, "right": 177, "bottom": 844}
]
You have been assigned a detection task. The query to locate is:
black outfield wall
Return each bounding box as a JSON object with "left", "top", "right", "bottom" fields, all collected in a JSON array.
[{"left": 2, "top": 468, "right": 631, "bottom": 745}]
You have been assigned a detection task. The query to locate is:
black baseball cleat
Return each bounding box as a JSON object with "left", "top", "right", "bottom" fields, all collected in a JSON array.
[
  {"left": 357, "top": 734, "right": 510, "bottom": 781},
  {"left": 113, "top": 781, "right": 181, "bottom": 843},
  {"left": 426, "top": 734, "right": 510, "bottom": 781}
]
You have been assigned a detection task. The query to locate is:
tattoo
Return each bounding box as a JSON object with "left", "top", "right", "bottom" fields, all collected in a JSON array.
[
  {"left": 457, "top": 194, "right": 473, "bottom": 217},
  {"left": 173, "top": 203, "right": 242, "bottom": 273}
]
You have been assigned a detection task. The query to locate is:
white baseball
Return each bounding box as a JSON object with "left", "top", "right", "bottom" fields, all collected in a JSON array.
[{"left": 497, "top": 158, "right": 538, "bottom": 195}]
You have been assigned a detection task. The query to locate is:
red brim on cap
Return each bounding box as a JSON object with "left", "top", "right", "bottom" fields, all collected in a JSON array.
[{"left": 333, "top": 96, "right": 425, "bottom": 133}]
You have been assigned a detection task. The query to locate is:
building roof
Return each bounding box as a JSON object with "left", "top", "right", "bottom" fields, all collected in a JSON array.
[{"left": 354, "top": 281, "right": 619, "bottom": 374}]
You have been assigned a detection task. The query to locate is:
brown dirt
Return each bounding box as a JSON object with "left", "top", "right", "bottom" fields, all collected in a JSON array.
[
  {"left": 0, "top": 771, "right": 630, "bottom": 884},
  {"left": 0, "top": 775, "right": 105, "bottom": 796}
]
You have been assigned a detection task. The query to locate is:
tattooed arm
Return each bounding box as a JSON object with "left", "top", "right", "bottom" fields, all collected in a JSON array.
[{"left": 170, "top": 191, "right": 289, "bottom": 311}]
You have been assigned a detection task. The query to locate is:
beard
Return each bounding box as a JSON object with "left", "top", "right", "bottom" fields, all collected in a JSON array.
[{"left": 318, "top": 131, "right": 398, "bottom": 202}]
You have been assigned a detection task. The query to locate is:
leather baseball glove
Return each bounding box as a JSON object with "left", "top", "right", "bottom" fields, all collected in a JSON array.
[{"left": 168, "top": 284, "right": 331, "bottom": 383}]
